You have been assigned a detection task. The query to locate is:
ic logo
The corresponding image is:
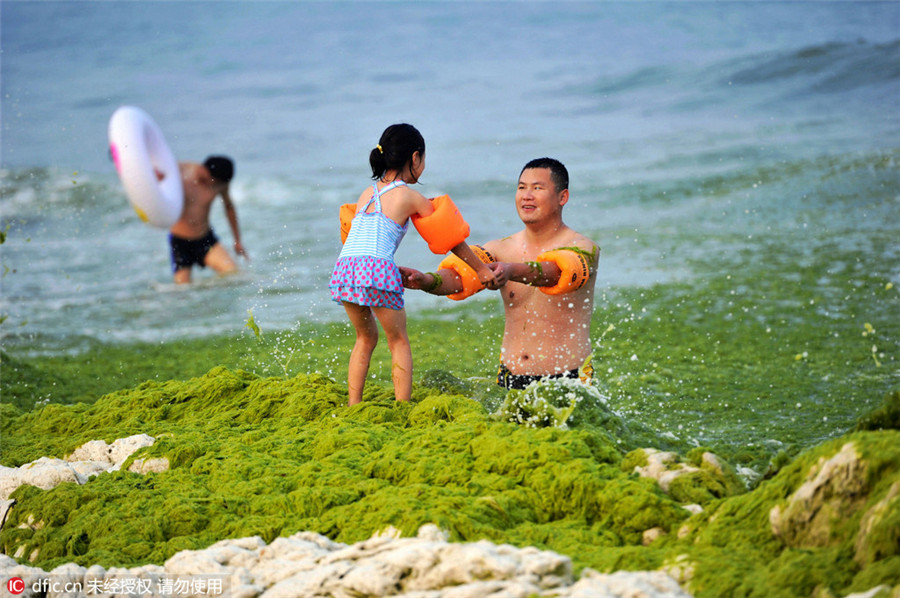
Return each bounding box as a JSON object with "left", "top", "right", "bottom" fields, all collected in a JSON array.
[{"left": 7, "top": 577, "right": 25, "bottom": 594}]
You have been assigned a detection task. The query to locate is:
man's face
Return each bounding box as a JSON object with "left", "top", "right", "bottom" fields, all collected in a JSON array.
[{"left": 515, "top": 167, "right": 566, "bottom": 223}]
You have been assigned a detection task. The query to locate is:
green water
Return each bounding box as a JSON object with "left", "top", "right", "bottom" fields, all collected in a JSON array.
[{"left": 2, "top": 149, "right": 899, "bottom": 597}]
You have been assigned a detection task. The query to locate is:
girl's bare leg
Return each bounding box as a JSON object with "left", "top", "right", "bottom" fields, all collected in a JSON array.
[
  {"left": 372, "top": 306, "right": 413, "bottom": 401},
  {"left": 342, "top": 302, "right": 379, "bottom": 405}
]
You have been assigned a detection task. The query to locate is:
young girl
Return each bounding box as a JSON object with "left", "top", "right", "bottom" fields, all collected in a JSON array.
[{"left": 330, "top": 123, "right": 499, "bottom": 405}]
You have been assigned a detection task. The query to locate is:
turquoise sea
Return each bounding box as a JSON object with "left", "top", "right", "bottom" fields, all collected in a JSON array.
[{"left": 1, "top": 1, "right": 898, "bottom": 353}]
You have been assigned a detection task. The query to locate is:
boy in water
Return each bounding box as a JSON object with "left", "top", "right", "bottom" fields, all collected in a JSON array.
[{"left": 168, "top": 156, "right": 248, "bottom": 284}]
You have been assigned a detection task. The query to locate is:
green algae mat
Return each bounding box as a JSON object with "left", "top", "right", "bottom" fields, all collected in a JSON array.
[{"left": 2, "top": 231, "right": 899, "bottom": 598}]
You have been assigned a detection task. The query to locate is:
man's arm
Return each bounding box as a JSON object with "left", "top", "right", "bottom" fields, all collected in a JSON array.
[
  {"left": 221, "top": 190, "right": 248, "bottom": 259},
  {"left": 503, "top": 241, "right": 598, "bottom": 289},
  {"left": 502, "top": 261, "right": 563, "bottom": 287}
]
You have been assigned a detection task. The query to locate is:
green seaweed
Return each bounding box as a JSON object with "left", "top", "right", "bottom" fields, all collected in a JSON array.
[
  {"left": 525, "top": 260, "right": 544, "bottom": 278},
  {"left": 493, "top": 378, "right": 582, "bottom": 428},
  {"left": 1, "top": 371, "right": 690, "bottom": 571},
  {"left": 3, "top": 366, "right": 898, "bottom": 598},
  {"left": 2, "top": 188, "right": 899, "bottom": 596},
  {"left": 854, "top": 391, "right": 900, "bottom": 432},
  {"left": 245, "top": 309, "right": 262, "bottom": 341},
  {"left": 554, "top": 244, "right": 600, "bottom": 265},
  {"left": 667, "top": 431, "right": 900, "bottom": 597}
]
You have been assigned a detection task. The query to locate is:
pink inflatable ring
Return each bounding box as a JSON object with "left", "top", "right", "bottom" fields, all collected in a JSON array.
[{"left": 108, "top": 106, "right": 183, "bottom": 228}]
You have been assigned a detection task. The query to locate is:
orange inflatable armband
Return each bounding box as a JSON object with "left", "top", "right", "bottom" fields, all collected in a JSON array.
[
  {"left": 412, "top": 195, "right": 470, "bottom": 254},
  {"left": 537, "top": 249, "right": 591, "bottom": 295},
  {"left": 471, "top": 244, "right": 496, "bottom": 265},
  {"left": 438, "top": 244, "right": 496, "bottom": 301},
  {"left": 339, "top": 203, "right": 356, "bottom": 244}
]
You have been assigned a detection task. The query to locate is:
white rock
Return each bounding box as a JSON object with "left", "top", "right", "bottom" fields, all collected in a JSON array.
[
  {"left": 260, "top": 535, "right": 329, "bottom": 562},
  {"left": 417, "top": 523, "right": 449, "bottom": 542},
  {"left": 843, "top": 586, "right": 892, "bottom": 598},
  {"left": 643, "top": 527, "right": 667, "bottom": 546},
  {"left": 67, "top": 460, "right": 110, "bottom": 483},
  {"left": 108, "top": 434, "right": 156, "bottom": 465},
  {"left": 16, "top": 458, "right": 80, "bottom": 494},
  {"left": 568, "top": 569, "right": 693, "bottom": 597},
  {"left": 164, "top": 548, "right": 233, "bottom": 577},
  {"left": 442, "top": 579, "right": 539, "bottom": 598},
  {"left": 49, "top": 562, "right": 87, "bottom": 578},
  {"left": 67, "top": 440, "right": 115, "bottom": 464},
  {"left": 261, "top": 560, "right": 354, "bottom": 597},
  {"left": 128, "top": 457, "right": 170, "bottom": 474},
  {"left": 700, "top": 452, "right": 723, "bottom": 474},
  {"left": 0, "top": 465, "right": 21, "bottom": 501},
  {"left": 228, "top": 583, "right": 266, "bottom": 598},
  {"left": 283, "top": 530, "right": 344, "bottom": 551},
  {"left": 83, "top": 563, "right": 107, "bottom": 585}
]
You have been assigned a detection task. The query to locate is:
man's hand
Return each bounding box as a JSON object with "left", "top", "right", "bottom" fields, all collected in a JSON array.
[
  {"left": 485, "top": 262, "right": 508, "bottom": 289},
  {"left": 475, "top": 265, "right": 499, "bottom": 290}
]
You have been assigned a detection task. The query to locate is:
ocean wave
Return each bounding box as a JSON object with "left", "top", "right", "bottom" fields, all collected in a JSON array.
[
  {"left": 587, "top": 65, "right": 676, "bottom": 97},
  {"left": 568, "top": 38, "right": 899, "bottom": 117},
  {"left": 725, "top": 38, "right": 900, "bottom": 94}
]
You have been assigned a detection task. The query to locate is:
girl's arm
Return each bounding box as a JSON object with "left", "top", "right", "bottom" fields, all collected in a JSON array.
[
  {"left": 379, "top": 187, "right": 434, "bottom": 226},
  {"left": 449, "top": 242, "right": 503, "bottom": 289},
  {"left": 400, "top": 266, "right": 463, "bottom": 296},
  {"left": 410, "top": 191, "right": 435, "bottom": 219}
]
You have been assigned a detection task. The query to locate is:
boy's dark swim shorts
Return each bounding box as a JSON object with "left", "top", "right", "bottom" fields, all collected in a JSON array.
[{"left": 169, "top": 229, "right": 219, "bottom": 271}]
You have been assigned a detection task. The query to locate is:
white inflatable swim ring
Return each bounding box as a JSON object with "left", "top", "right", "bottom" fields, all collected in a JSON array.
[{"left": 108, "top": 106, "right": 183, "bottom": 228}]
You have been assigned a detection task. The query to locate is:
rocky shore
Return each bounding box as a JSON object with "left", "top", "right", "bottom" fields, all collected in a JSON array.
[{"left": 1, "top": 523, "right": 695, "bottom": 598}]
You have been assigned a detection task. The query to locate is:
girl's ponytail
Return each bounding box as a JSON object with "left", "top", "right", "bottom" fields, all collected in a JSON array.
[{"left": 369, "top": 145, "right": 386, "bottom": 178}]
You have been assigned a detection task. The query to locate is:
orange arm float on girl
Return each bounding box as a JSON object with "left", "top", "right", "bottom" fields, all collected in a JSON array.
[
  {"left": 339, "top": 203, "right": 356, "bottom": 244},
  {"left": 536, "top": 249, "right": 592, "bottom": 295},
  {"left": 438, "top": 244, "right": 496, "bottom": 301},
  {"left": 412, "top": 195, "right": 471, "bottom": 255}
]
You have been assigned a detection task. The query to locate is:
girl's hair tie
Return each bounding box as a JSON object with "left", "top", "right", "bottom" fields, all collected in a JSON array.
[{"left": 376, "top": 144, "right": 383, "bottom": 154}]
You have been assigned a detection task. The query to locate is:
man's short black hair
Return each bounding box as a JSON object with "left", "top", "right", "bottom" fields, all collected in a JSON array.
[
  {"left": 204, "top": 155, "right": 234, "bottom": 183},
  {"left": 521, "top": 157, "right": 568, "bottom": 192}
]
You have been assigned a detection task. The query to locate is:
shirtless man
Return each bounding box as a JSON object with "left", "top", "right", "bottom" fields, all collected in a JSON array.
[
  {"left": 168, "top": 156, "right": 248, "bottom": 284},
  {"left": 402, "top": 157, "right": 599, "bottom": 389}
]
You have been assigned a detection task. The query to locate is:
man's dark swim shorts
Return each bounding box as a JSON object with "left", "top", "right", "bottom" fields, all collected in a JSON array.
[
  {"left": 497, "top": 362, "right": 585, "bottom": 390},
  {"left": 169, "top": 229, "right": 219, "bottom": 271}
]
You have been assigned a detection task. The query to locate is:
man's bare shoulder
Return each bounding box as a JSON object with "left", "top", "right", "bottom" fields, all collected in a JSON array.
[
  {"left": 555, "top": 228, "right": 599, "bottom": 263},
  {"left": 481, "top": 231, "right": 523, "bottom": 262}
]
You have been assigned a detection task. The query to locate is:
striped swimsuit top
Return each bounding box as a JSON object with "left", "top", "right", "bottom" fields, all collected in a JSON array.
[{"left": 338, "top": 180, "right": 409, "bottom": 260}]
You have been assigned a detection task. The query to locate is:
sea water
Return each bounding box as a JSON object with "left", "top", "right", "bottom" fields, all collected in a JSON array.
[{"left": 1, "top": 1, "right": 898, "bottom": 354}]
